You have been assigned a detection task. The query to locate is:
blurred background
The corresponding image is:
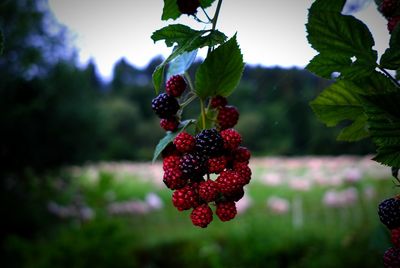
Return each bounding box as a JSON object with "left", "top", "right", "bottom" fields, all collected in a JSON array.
[{"left": 0, "top": 0, "right": 396, "bottom": 267}]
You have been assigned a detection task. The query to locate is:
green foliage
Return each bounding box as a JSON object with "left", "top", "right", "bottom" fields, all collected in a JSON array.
[
  {"left": 161, "top": 0, "right": 181, "bottom": 21},
  {"left": 195, "top": 35, "right": 244, "bottom": 99},
  {"left": 306, "top": 0, "right": 400, "bottom": 167}
]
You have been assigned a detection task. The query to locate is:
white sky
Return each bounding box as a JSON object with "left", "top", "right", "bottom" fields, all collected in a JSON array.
[{"left": 48, "top": 0, "right": 389, "bottom": 81}]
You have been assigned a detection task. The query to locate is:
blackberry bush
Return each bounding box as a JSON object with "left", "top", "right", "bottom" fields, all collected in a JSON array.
[{"left": 150, "top": 0, "right": 251, "bottom": 227}]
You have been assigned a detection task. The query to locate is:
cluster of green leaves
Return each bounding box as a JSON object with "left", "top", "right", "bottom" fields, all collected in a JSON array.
[
  {"left": 306, "top": 0, "right": 400, "bottom": 168},
  {"left": 150, "top": 0, "right": 245, "bottom": 160}
]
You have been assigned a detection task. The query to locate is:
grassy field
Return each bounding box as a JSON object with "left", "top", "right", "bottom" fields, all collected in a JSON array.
[{"left": 4, "top": 156, "right": 398, "bottom": 268}]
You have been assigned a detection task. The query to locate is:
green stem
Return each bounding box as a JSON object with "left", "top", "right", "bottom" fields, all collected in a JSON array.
[
  {"left": 200, "top": 98, "right": 206, "bottom": 129},
  {"left": 379, "top": 67, "right": 400, "bottom": 88},
  {"left": 201, "top": 7, "right": 212, "bottom": 22},
  {"left": 207, "top": 0, "right": 223, "bottom": 56},
  {"left": 180, "top": 93, "right": 197, "bottom": 108},
  {"left": 184, "top": 72, "right": 195, "bottom": 93}
]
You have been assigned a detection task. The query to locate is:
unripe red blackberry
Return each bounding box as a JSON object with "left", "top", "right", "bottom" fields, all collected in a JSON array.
[
  {"left": 198, "top": 180, "right": 219, "bottom": 202},
  {"left": 190, "top": 204, "right": 213, "bottom": 228},
  {"left": 180, "top": 152, "right": 207, "bottom": 177},
  {"left": 216, "top": 201, "right": 237, "bottom": 222},
  {"left": 383, "top": 247, "right": 400, "bottom": 268},
  {"left": 166, "top": 75, "right": 187, "bottom": 97},
  {"left": 195, "top": 128, "right": 224, "bottom": 156},
  {"left": 208, "top": 156, "right": 227, "bottom": 174},
  {"left": 163, "top": 155, "right": 181, "bottom": 171},
  {"left": 152, "top": 93, "right": 180, "bottom": 119},
  {"left": 177, "top": 0, "right": 200, "bottom": 15},
  {"left": 210, "top": 95, "right": 228, "bottom": 108},
  {"left": 233, "top": 146, "right": 251, "bottom": 163},
  {"left": 380, "top": 0, "right": 399, "bottom": 17},
  {"left": 233, "top": 162, "right": 252, "bottom": 185},
  {"left": 216, "top": 170, "right": 245, "bottom": 196},
  {"left": 392, "top": 228, "right": 400, "bottom": 248},
  {"left": 163, "top": 168, "right": 187, "bottom": 190},
  {"left": 378, "top": 197, "right": 400, "bottom": 229},
  {"left": 217, "top": 105, "right": 239, "bottom": 130},
  {"left": 174, "top": 131, "right": 196, "bottom": 153},
  {"left": 160, "top": 117, "right": 179, "bottom": 131},
  {"left": 225, "top": 187, "right": 244, "bottom": 202},
  {"left": 220, "top": 129, "right": 242, "bottom": 150},
  {"left": 172, "top": 184, "right": 200, "bottom": 211},
  {"left": 388, "top": 16, "right": 400, "bottom": 33}
]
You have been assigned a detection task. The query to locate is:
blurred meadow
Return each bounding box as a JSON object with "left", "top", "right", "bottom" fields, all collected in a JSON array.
[{"left": 0, "top": 0, "right": 396, "bottom": 267}]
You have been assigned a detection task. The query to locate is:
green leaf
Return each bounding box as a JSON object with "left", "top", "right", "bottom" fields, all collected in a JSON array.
[
  {"left": 195, "top": 35, "right": 244, "bottom": 99},
  {"left": 200, "top": 0, "right": 216, "bottom": 8},
  {"left": 162, "top": 0, "right": 181, "bottom": 21},
  {"left": 380, "top": 25, "right": 400, "bottom": 70},
  {"left": 306, "top": 10, "right": 377, "bottom": 65},
  {"left": 337, "top": 115, "right": 369, "bottom": 141},
  {"left": 310, "top": 80, "right": 364, "bottom": 126},
  {"left": 306, "top": 54, "right": 351, "bottom": 79},
  {"left": 194, "top": 30, "right": 227, "bottom": 49},
  {"left": 151, "top": 24, "right": 205, "bottom": 47},
  {"left": 152, "top": 120, "right": 194, "bottom": 162},
  {"left": 310, "top": 80, "right": 370, "bottom": 142},
  {"left": 373, "top": 145, "right": 400, "bottom": 168},
  {"left": 362, "top": 91, "right": 400, "bottom": 167},
  {"left": 309, "top": 0, "right": 346, "bottom": 13},
  {"left": 167, "top": 49, "right": 198, "bottom": 80},
  {"left": 353, "top": 71, "right": 398, "bottom": 94}
]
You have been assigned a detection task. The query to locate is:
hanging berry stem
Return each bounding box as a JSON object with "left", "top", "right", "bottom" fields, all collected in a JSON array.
[{"left": 207, "top": 0, "right": 223, "bottom": 56}]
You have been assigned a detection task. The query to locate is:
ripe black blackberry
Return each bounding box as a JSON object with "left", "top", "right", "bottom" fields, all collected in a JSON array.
[
  {"left": 151, "top": 93, "right": 180, "bottom": 119},
  {"left": 378, "top": 197, "right": 400, "bottom": 229},
  {"left": 179, "top": 152, "right": 207, "bottom": 177},
  {"left": 195, "top": 128, "right": 224, "bottom": 156},
  {"left": 380, "top": 0, "right": 399, "bottom": 17},
  {"left": 177, "top": 0, "right": 200, "bottom": 15}
]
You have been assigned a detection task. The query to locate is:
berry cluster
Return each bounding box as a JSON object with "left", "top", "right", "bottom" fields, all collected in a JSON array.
[
  {"left": 377, "top": 0, "right": 400, "bottom": 33},
  {"left": 152, "top": 90, "right": 251, "bottom": 228},
  {"left": 378, "top": 196, "right": 400, "bottom": 267},
  {"left": 152, "top": 75, "right": 187, "bottom": 132}
]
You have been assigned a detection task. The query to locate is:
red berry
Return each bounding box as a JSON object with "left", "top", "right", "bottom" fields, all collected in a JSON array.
[
  {"left": 392, "top": 228, "right": 400, "bottom": 248},
  {"left": 233, "top": 146, "right": 251, "bottom": 163},
  {"left": 174, "top": 132, "right": 195, "bottom": 153},
  {"left": 217, "top": 105, "right": 239, "bottom": 130},
  {"left": 210, "top": 95, "right": 228, "bottom": 108},
  {"left": 161, "top": 143, "right": 180, "bottom": 158},
  {"left": 163, "top": 155, "right": 181, "bottom": 171},
  {"left": 177, "top": 0, "right": 200, "bottom": 15},
  {"left": 208, "top": 156, "right": 227, "bottom": 174},
  {"left": 198, "top": 180, "right": 219, "bottom": 202},
  {"left": 190, "top": 204, "right": 213, "bottom": 228},
  {"left": 172, "top": 184, "right": 200, "bottom": 211},
  {"left": 388, "top": 16, "right": 400, "bottom": 33},
  {"left": 383, "top": 247, "right": 400, "bottom": 268},
  {"left": 220, "top": 129, "right": 242, "bottom": 150},
  {"left": 225, "top": 187, "right": 244, "bottom": 202},
  {"left": 216, "top": 170, "right": 245, "bottom": 196},
  {"left": 216, "top": 201, "right": 237, "bottom": 222},
  {"left": 163, "top": 168, "right": 187, "bottom": 190},
  {"left": 233, "top": 162, "right": 252, "bottom": 185},
  {"left": 166, "top": 75, "right": 187, "bottom": 97},
  {"left": 160, "top": 118, "right": 179, "bottom": 131}
]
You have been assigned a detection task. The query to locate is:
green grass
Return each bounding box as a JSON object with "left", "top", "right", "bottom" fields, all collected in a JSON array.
[{"left": 4, "top": 162, "right": 397, "bottom": 268}]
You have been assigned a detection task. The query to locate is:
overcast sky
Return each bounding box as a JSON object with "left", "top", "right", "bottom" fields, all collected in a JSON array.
[{"left": 48, "top": 0, "right": 389, "bottom": 80}]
